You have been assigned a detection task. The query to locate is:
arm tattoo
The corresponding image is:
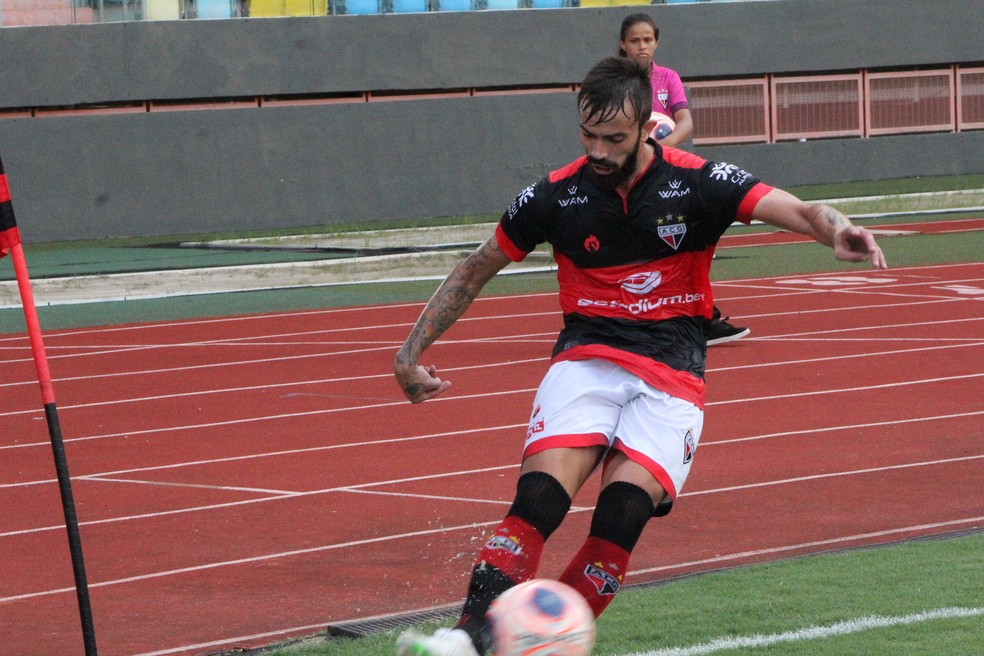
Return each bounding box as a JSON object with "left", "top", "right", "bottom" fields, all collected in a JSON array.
[
  {"left": 819, "top": 205, "right": 848, "bottom": 230},
  {"left": 807, "top": 204, "right": 849, "bottom": 246},
  {"left": 395, "top": 237, "right": 501, "bottom": 367}
]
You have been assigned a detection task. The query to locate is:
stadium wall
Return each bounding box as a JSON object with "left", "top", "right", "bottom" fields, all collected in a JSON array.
[{"left": 0, "top": 0, "right": 982, "bottom": 242}]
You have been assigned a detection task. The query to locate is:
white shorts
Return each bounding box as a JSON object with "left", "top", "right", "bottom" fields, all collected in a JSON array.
[{"left": 524, "top": 359, "right": 703, "bottom": 505}]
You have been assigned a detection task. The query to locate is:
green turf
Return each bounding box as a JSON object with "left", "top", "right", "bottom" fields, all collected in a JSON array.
[{"left": 238, "top": 533, "right": 983, "bottom": 656}]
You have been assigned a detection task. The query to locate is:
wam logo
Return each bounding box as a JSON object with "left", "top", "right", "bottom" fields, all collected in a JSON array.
[{"left": 659, "top": 179, "right": 691, "bottom": 198}]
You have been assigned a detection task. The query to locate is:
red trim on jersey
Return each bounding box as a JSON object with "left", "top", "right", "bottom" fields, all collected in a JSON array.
[
  {"left": 614, "top": 148, "right": 661, "bottom": 213},
  {"left": 553, "top": 344, "right": 705, "bottom": 409},
  {"left": 523, "top": 431, "right": 609, "bottom": 459},
  {"left": 549, "top": 156, "right": 589, "bottom": 184},
  {"left": 495, "top": 223, "right": 528, "bottom": 262},
  {"left": 611, "top": 437, "right": 679, "bottom": 499},
  {"left": 661, "top": 145, "right": 708, "bottom": 170},
  {"left": 737, "top": 182, "right": 774, "bottom": 223}
]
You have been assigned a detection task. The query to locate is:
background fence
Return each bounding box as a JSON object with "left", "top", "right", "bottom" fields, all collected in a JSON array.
[{"left": 1, "top": 0, "right": 983, "bottom": 242}]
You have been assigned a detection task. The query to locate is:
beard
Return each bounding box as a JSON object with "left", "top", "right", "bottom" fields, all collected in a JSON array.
[{"left": 587, "top": 137, "right": 640, "bottom": 192}]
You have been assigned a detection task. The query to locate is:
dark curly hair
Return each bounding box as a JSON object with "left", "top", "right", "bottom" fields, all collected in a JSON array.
[{"left": 577, "top": 56, "right": 653, "bottom": 130}]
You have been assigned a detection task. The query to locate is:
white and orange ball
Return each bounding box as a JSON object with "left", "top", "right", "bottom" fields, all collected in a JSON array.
[
  {"left": 488, "top": 579, "right": 596, "bottom": 656},
  {"left": 649, "top": 112, "right": 676, "bottom": 140}
]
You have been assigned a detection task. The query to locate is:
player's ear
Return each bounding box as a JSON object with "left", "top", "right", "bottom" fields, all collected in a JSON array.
[{"left": 642, "top": 117, "right": 657, "bottom": 139}]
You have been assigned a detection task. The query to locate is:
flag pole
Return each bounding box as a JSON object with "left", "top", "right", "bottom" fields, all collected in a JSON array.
[{"left": 1, "top": 155, "right": 98, "bottom": 655}]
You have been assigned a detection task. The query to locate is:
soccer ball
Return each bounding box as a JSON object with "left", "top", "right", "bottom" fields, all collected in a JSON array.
[
  {"left": 488, "top": 579, "right": 595, "bottom": 656},
  {"left": 650, "top": 112, "right": 676, "bottom": 140}
]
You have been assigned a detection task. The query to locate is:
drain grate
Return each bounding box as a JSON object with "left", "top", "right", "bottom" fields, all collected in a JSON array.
[{"left": 328, "top": 605, "right": 459, "bottom": 638}]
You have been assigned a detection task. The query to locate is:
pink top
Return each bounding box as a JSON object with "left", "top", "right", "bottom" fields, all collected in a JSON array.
[{"left": 651, "top": 62, "right": 688, "bottom": 116}]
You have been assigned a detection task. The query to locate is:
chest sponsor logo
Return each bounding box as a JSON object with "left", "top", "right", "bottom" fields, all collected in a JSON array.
[
  {"left": 619, "top": 271, "right": 662, "bottom": 295},
  {"left": 709, "top": 162, "right": 752, "bottom": 185},
  {"left": 584, "top": 234, "right": 601, "bottom": 252},
  {"left": 577, "top": 290, "right": 706, "bottom": 315},
  {"left": 659, "top": 179, "right": 691, "bottom": 198}
]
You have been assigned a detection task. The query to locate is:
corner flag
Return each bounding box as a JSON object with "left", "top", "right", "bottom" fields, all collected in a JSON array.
[{"left": 0, "top": 152, "right": 98, "bottom": 655}]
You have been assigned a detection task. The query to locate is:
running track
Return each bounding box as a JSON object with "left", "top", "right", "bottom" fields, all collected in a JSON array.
[{"left": 1, "top": 262, "right": 983, "bottom": 656}]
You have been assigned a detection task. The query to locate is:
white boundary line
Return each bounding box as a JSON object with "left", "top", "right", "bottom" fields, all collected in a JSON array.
[{"left": 630, "top": 607, "right": 984, "bottom": 656}]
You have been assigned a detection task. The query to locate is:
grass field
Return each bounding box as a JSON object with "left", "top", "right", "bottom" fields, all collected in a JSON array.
[{"left": 246, "top": 534, "right": 984, "bottom": 656}]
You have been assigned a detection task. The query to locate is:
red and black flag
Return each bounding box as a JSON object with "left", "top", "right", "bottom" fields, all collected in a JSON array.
[{"left": 0, "top": 156, "right": 21, "bottom": 259}]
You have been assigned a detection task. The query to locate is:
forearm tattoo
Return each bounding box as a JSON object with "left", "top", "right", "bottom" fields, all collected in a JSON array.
[
  {"left": 810, "top": 204, "right": 849, "bottom": 245},
  {"left": 395, "top": 238, "right": 501, "bottom": 367}
]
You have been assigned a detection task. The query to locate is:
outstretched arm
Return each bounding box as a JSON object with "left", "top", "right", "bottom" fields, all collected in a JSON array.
[
  {"left": 393, "top": 233, "right": 513, "bottom": 403},
  {"left": 751, "top": 188, "right": 888, "bottom": 269}
]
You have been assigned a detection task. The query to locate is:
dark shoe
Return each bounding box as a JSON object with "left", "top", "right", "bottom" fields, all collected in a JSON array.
[{"left": 706, "top": 314, "right": 750, "bottom": 346}]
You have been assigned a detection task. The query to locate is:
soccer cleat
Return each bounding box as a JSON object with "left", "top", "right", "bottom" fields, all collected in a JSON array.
[
  {"left": 396, "top": 628, "right": 480, "bottom": 656},
  {"left": 705, "top": 311, "right": 750, "bottom": 346}
]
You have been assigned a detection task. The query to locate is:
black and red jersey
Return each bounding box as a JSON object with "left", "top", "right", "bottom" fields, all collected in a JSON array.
[{"left": 495, "top": 143, "right": 773, "bottom": 408}]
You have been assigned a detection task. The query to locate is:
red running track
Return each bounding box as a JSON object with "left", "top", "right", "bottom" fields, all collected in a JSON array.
[{"left": 1, "top": 262, "right": 983, "bottom": 656}]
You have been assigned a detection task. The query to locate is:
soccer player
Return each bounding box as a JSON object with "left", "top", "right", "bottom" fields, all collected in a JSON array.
[
  {"left": 393, "top": 55, "right": 887, "bottom": 656},
  {"left": 618, "top": 12, "right": 749, "bottom": 345}
]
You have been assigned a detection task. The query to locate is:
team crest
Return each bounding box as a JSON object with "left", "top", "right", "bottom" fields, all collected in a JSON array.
[
  {"left": 485, "top": 534, "right": 523, "bottom": 556},
  {"left": 658, "top": 223, "right": 687, "bottom": 250},
  {"left": 683, "top": 429, "right": 695, "bottom": 464},
  {"left": 657, "top": 90, "right": 669, "bottom": 109},
  {"left": 584, "top": 563, "right": 621, "bottom": 596}
]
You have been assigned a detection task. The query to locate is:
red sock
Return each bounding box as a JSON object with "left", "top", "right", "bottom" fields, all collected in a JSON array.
[
  {"left": 473, "top": 515, "right": 545, "bottom": 582},
  {"left": 558, "top": 536, "right": 630, "bottom": 617}
]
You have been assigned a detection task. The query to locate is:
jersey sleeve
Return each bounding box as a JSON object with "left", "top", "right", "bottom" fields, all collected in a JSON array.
[
  {"left": 496, "top": 178, "right": 550, "bottom": 262},
  {"left": 697, "top": 160, "right": 772, "bottom": 234}
]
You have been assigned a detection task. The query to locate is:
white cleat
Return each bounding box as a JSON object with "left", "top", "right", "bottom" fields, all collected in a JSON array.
[{"left": 396, "top": 628, "right": 480, "bottom": 656}]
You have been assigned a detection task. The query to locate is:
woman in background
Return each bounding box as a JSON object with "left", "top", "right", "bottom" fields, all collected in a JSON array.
[{"left": 618, "top": 13, "right": 749, "bottom": 345}]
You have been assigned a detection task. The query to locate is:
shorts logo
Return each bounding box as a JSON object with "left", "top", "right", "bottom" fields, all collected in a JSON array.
[
  {"left": 683, "top": 429, "right": 695, "bottom": 465},
  {"left": 526, "top": 419, "right": 544, "bottom": 440},
  {"left": 619, "top": 271, "right": 662, "bottom": 295},
  {"left": 584, "top": 234, "right": 601, "bottom": 252},
  {"left": 584, "top": 563, "right": 621, "bottom": 596}
]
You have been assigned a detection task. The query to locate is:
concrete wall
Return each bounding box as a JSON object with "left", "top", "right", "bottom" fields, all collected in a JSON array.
[{"left": 1, "top": 0, "right": 983, "bottom": 242}]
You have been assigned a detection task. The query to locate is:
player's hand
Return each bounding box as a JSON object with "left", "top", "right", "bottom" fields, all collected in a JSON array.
[
  {"left": 394, "top": 362, "right": 451, "bottom": 404},
  {"left": 833, "top": 226, "right": 888, "bottom": 269}
]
